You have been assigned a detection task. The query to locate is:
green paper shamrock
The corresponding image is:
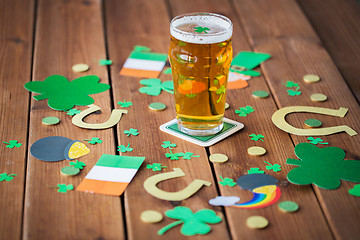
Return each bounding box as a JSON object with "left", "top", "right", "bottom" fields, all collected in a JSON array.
[
  {"left": 247, "top": 168, "right": 264, "bottom": 174},
  {"left": 66, "top": 108, "right": 81, "bottom": 116},
  {"left": 286, "top": 143, "right": 360, "bottom": 189},
  {"left": 134, "top": 45, "right": 151, "bottom": 52},
  {"left": 182, "top": 152, "right": 200, "bottom": 160},
  {"left": 249, "top": 134, "right": 264, "bottom": 142},
  {"left": 69, "top": 160, "right": 86, "bottom": 169},
  {"left": 99, "top": 59, "right": 112, "bottom": 65},
  {"left": 194, "top": 26, "right": 210, "bottom": 34},
  {"left": 219, "top": 176, "right": 236, "bottom": 187},
  {"left": 349, "top": 184, "right": 360, "bottom": 197},
  {"left": 117, "top": 100, "right": 133, "bottom": 108},
  {"left": 85, "top": 137, "right": 102, "bottom": 144},
  {"left": 57, "top": 184, "right": 74, "bottom": 193},
  {"left": 307, "top": 137, "right": 328, "bottom": 145},
  {"left": 235, "top": 106, "right": 254, "bottom": 117},
  {"left": 264, "top": 161, "right": 282, "bottom": 172},
  {"left": 139, "top": 78, "right": 174, "bottom": 96},
  {"left": 124, "top": 128, "right": 139, "bottom": 136},
  {"left": 0, "top": 173, "right": 17, "bottom": 182},
  {"left": 158, "top": 206, "right": 221, "bottom": 236},
  {"left": 161, "top": 141, "right": 177, "bottom": 149},
  {"left": 146, "top": 163, "right": 167, "bottom": 172},
  {"left": 165, "top": 150, "right": 184, "bottom": 160},
  {"left": 3, "top": 140, "right": 22, "bottom": 148},
  {"left": 24, "top": 75, "right": 110, "bottom": 111},
  {"left": 285, "top": 81, "right": 299, "bottom": 88},
  {"left": 117, "top": 143, "right": 133, "bottom": 153},
  {"left": 287, "top": 89, "right": 302, "bottom": 96}
]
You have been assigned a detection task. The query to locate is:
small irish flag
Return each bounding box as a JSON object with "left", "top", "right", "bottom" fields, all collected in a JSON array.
[
  {"left": 76, "top": 154, "right": 145, "bottom": 196},
  {"left": 119, "top": 47, "right": 168, "bottom": 78}
]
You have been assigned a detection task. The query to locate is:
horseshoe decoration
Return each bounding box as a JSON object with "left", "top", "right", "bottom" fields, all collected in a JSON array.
[
  {"left": 72, "top": 104, "right": 128, "bottom": 129},
  {"left": 143, "top": 168, "right": 212, "bottom": 201},
  {"left": 271, "top": 106, "right": 357, "bottom": 136}
]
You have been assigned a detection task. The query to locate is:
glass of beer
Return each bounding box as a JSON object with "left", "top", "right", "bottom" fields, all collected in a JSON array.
[{"left": 169, "top": 13, "right": 233, "bottom": 136}]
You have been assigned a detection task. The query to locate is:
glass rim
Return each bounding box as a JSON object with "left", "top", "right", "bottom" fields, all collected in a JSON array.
[{"left": 170, "top": 12, "right": 233, "bottom": 38}]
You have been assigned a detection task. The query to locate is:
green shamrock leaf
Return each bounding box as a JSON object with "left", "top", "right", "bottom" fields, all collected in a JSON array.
[
  {"left": 85, "top": 137, "right": 102, "bottom": 144},
  {"left": 0, "top": 173, "right": 17, "bottom": 182},
  {"left": 165, "top": 150, "right": 184, "bottom": 160},
  {"left": 69, "top": 160, "right": 86, "bottom": 169},
  {"left": 117, "top": 143, "right": 133, "bottom": 153},
  {"left": 24, "top": 75, "right": 110, "bottom": 111},
  {"left": 349, "top": 184, "right": 360, "bottom": 197},
  {"left": 66, "top": 108, "right": 81, "bottom": 116},
  {"left": 57, "top": 184, "right": 74, "bottom": 193},
  {"left": 264, "top": 161, "right": 282, "bottom": 172},
  {"left": 287, "top": 89, "right": 302, "bottom": 96},
  {"left": 139, "top": 78, "right": 174, "bottom": 96},
  {"left": 307, "top": 137, "right": 328, "bottom": 145},
  {"left": 219, "top": 176, "right": 236, "bottom": 187},
  {"left": 235, "top": 106, "right": 254, "bottom": 117},
  {"left": 99, "top": 59, "right": 112, "bottom": 65},
  {"left": 285, "top": 81, "right": 299, "bottom": 88},
  {"left": 194, "top": 26, "right": 210, "bottom": 33},
  {"left": 158, "top": 206, "right": 221, "bottom": 236},
  {"left": 146, "top": 163, "right": 167, "bottom": 172},
  {"left": 161, "top": 141, "right": 177, "bottom": 149},
  {"left": 117, "top": 100, "right": 133, "bottom": 108},
  {"left": 247, "top": 168, "right": 264, "bottom": 174},
  {"left": 3, "top": 140, "right": 22, "bottom": 148},
  {"left": 124, "top": 128, "right": 139, "bottom": 136},
  {"left": 182, "top": 152, "right": 200, "bottom": 160},
  {"left": 249, "top": 134, "right": 264, "bottom": 142}
]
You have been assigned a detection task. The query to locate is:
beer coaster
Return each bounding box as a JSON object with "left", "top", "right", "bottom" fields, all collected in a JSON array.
[{"left": 159, "top": 118, "right": 244, "bottom": 147}]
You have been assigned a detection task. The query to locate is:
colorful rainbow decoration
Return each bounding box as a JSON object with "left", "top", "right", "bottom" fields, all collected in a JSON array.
[{"left": 232, "top": 185, "right": 281, "bottom": 209}]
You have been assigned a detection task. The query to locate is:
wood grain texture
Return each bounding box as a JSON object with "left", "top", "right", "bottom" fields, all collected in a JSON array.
[
  {"left": 23, "top": 0, "right": 124, "bottom": 239},
  {"left": 105, "top": 0, "right": 230, "bottom": 239},
  {"left": 297, "top": 0, "right": 360, "bottom": 103},
  {"left": 168, "top": 0, "right": 334, "bottom": 239},
  {"left": 231, "top": 0, "right": 360, "bottom": 239},
  {"left": 0, "top": 0, "right": 35, "bottom": 239}
]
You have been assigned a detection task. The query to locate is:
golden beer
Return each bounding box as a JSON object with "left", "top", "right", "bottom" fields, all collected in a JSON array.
[{"left": 169, "top": 13, "right": 233, "bottom": 136}]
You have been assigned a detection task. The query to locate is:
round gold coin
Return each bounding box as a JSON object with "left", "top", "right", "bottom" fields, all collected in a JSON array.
[
  {"left": 303, "top": 74, "right": 320, "bottom": 83},
  {"left": 42, "top": 117, "right": 60, "bottom": 125},
  {"left": 246, "top": 216, "right": 269, "bottom": 229},
  {"left": 140, "top": 210, "right": 163, "bottom": 223},
  {"left": 247, "top": 146, "right": 266, "bottom": 156},
  {"left": 149, "top": 102, "right": 166, "bottom": 111},
  {"left": 310, "top": 93, "right": 327, "bottom": 102},
  {"left": 209, "top": 153, "right": 228, "bottom": 163},
  {"left": 225, "top": 102, "right": 230, "bottom": 110},
  {"left": 72, "top": 63, "right": 90, "bottom": 73}
]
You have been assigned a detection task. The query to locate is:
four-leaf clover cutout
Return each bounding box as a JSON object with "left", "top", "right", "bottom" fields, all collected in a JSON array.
[
  {"left": 117, "top": 143, "right": 133, "bottom": 153},
  {"left": 57, "top": 184, "right": 74, "bottom": 193},
  {"left": 247, "top": 168, "right": 264, "bottom": 174},
  {"left": 249, "top": 134, "right": 264, "bottom": 142},
  {"left": 235, "top": 106, "right": 254, "bottom": 117},
  {"left": 3, "top": 140, "right": 22, "bottom": 148},
  {"left": 308, "top": 137, "right": 328, "bottom": 145},
  {"left": 264, "top": 161, "right": 282, "bottom": 172},
  {"left": 219, "top": 176, "right": 236, "bottom": 187},
  {"left": 194, "top": 26, "right": 210, "bottom": 34},
  {"left": 124, "top": 128, "right": 139, "bottom": 136},
  {"left": 146, "top": 163, "right": 167, "bottom": 172},
  {"left": 69, "top": 160, "right": 86, "bottom": 169},
  {"left": 161, "top": 141, "right": 177, "bottom": 149},
  {"left": 0, "top": 173, "right": 17, "bottom": 182},
  {"left": 84, "top": 137, "right": 102, "bottom": 144},
  {"left": 117, "top": 100, "right": 133, "bottom": 108}
]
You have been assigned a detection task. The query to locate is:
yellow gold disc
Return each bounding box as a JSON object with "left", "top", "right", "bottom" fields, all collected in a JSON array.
[
  {"left": 303, "top": 74, "right": 320, "bottom": 83},
  {"left": 209, "top": 153, "right": 228, "bottom": 163},
  {"left": 140, "top": 210, "right": 163, "bottom": 223},
  {"left": 247, "top": 146, "right": 266, "bottom": 156},
  {"left": 246, "top": 216, "right": 269, "bottom": 229},
  {"left": 225, "top": 102, "right": 230, "bottom": 110},
  {"left": 310, "top": 93, "right": 327, "bottom": 102},
  {"left": 72, "top": 63, "right": 89, "bottom": 73}
]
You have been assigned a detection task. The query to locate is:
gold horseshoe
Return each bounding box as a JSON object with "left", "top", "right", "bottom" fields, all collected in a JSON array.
[
  {"left": 271, "top": 106, "right": 357, "bottom": 136},
  {"left": 72, "top": 104, "right": 127, "bottom": 129},
  {"left": 143, "top": 168, "right": 212, "bottom": 201}
]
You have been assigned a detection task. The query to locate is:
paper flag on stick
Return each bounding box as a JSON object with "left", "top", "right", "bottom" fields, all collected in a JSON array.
[{"left": 76, "top": 154, "right": 145, "bottom": 196}]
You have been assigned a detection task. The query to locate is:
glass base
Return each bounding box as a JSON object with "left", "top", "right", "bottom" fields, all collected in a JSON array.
[{"left": 178, "top": 123, "right": 223, "bottom": 136}]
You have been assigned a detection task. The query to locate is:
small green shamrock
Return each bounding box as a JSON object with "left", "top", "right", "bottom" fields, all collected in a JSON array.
[
  {"left": 124, "top": 128, "right": 139, "bottom": 136},
  {"left": 69, "top": 160, "right": 86, "bottom": 169},
  {"left": 163, "top": 68, "right": 172, "bottom": 74},
  {"left": 264, "top": 161, "right": 282, "bottom": 172},
  {"left": 158, "top": 206, "right": 221, "bottom": 236},
  {"left": 139, "top": 78, "right": 174, "bottom": 96},
  {"left": 235, "top": 106, "right": 254, "bottom": 117},
  {"left": 219, "top": 176, "right": 236, "bottom": 187},
  {"left": 182, "top": 152, "right": 200, "bottom": 160},
  {"left": 99, "top": 59, "right": 112, "bottom": 65},
  {"left": 194, "top": 26, "right": 210, "bottom": 34},
  {"left": 249, "top": 134, "right": 264, "bottom": 142},
  {"left": 146, "top": 163, "right": 167, "bottom": 172},
  {"left": 215, "top": 85, "right": 226, "bottom": 103},
  {"left": 349, "top": 184, "right": 360, "bottom": 197},
  {"left": 247, "top": 168, "right": 264, "bottom": 174},
  {"left": 84, "top": 137, "right": 102, "bottom": 144},
  {"left": 66, "top": 108, "right": 81, "bottom": 116},
  {"left": 117, "top": 100, "right": 133, "bottom": 108},
  {"left": 287, "top": 89, "right": 302, "bottom": 96},
  {"left": 307, "top": 137, "right": 328, "bottom": 145},
  {"left": 117, "top": 143, "right": 133, "bottom": 153},
  {"left": 165, "top": 150, "right": 184, "bottom": 160},
  {"left": 3, "top": 140, "right": 22, "bottom": 148},
  {"left": 0, "top": 173, "right": 17, "bottom": 182},
  {"left": 161, "top": 141, "right": 177, "bottom": 149},
  {"left": 57, "top": 184, "right": 74, "bottom": 193},
  {"left": 285, "top": 81, "right": 299, "bottom": 88}
]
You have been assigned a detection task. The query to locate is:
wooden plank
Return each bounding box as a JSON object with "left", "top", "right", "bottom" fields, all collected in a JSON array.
[
  {"left": 0, "top": 0, "right": 35, "bottom": 239},
  {"left": 231, "top": 0, "right": 360, "bottom": 239},
  {"left": 297, "top": 0, "right": 360, "bottom": 102},
  {"left": 168, "top": 0, "right": 334, "bottom": 239},
  {"left": 104, "top": 0, "right": 231, "bottom": 239},
  {"left": 23, "top": 0, "right": 124, "bottom": 239}
]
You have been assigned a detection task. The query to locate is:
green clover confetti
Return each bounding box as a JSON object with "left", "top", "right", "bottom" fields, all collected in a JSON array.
[
  {"left": 163, "top": 68, "right": 172, "bottom": 74},
  {"left": 249, "top": 134, "right": 264, "bottom": 142},
  {"left": 182, "top": 152, "right": 200, "bottom": 160},
  {"left": 219, "top": 176, "right": 236, "bottom": 187},
  {"left": 139, "top": 78, "right": 174, "bottom": 96},
  {"left": 99, "top": 59, "right": 112, "bottom": 65},
  {"left": 117, "top": 143, "right": 133, "bottom": 153},
  {"left": 307, "top": 137, "right": 328, "bottom": 145},
  {"left": 69, "top": 160, "right": 86, "bottom": 170},
  {"left": 66, "top": 108, "right": 81, "bottom": 116},
  {"left": 0, "top": 173, "right": 17, "bottom": 182},
  {"left": 235, "top": 106, "right": 254, "bottom": 117},
  {"left": 247, "top": 168, "right": 265, "bottom": 174},
  {"left": 134, "top": 45, "right": 151, "bottom": 52},
  {"left": 57, "top": 184, "right": 74, "bottom": 193},
  {"left": 117, "top": 100, "right": 133, "bottom": 108},
  {"left": 287, "top": 89, "right": 302, "bottom": 96},
  {"left": 161, "top": 141, "right": 177, "bottom": 149},
  {"left": 158, "top": 206, "right": 221, "bottom": 236},
  {"left": 124, "top": 128, "right": 139, "bottom": 136},
  {"left": 84, "top": 137, "right": 102, "bottom": 144},
  {"left": 285, "top": 81, "right": 299, "bottom": 88},
  {"left": 165, "top": 150, "right": 184, "bottom": 160},
  {"left": 3, "top": 140, "right": 22, "bottom": 148},
  {"left": 194, "top": 26, "right": 210, "bottom": 33},
  {"left": 349, "top": 184, "right": 360, "bottom": 197},
  {"left": 264, "top": 161, "right": 282, "bottom": 172},
  {"left": 146, "top": 163, "right": 167, "bottom": 172}
]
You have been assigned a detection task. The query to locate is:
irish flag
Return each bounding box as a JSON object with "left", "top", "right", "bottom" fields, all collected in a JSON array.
[{"left": 76, "top": 154, "right": 145, "bottom": 196}]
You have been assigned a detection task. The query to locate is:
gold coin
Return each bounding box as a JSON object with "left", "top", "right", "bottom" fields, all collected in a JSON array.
[
  {"left": 140, "top": 210, "right": 163, "bottom": 223},
  {"left": 209, "top": 153, "right": 228, "bottom": 163},
  {"left": 225, "top": 102, "right": 230, "bottom": 110},
  {"left": 247, "top": 146, "right": 266, "bottom": 156},
  {"left": 246, "top": 216, "right": 269, "bottom": 229},
  {"left": 149, "top": 102, "right": 166, "bottom": 111},
  {"left": 72, "top": 63, "right": 89, "bottom": 73},
  {"left": 310, "top": 93, "right": 327, "bottom": 102},
  {"left": 303, "top": 74, "right": 320, "bottom": 83}
]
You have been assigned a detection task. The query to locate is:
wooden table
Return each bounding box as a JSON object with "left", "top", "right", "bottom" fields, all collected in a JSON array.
[{"left": 1, "top": 0, "right": 359, "bottom": 239}]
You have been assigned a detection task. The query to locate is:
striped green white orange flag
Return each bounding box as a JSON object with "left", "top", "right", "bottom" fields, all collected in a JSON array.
[{"left": 76, "top": 154, "right": 145, "bottom": 196}]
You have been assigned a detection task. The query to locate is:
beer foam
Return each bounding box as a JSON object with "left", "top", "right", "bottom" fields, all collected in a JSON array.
[{"left": 170, "top": 13, "right": 233, "bottom": 44}]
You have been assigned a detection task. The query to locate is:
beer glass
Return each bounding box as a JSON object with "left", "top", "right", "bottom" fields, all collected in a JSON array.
[{"left": 169, "top": 13, "right": 233, "bottom": 136}]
